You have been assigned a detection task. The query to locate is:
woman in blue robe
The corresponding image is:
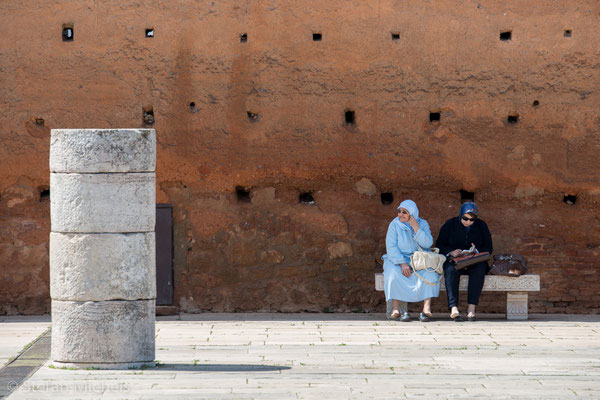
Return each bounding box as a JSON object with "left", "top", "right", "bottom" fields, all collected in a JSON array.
[{"left": 382, "top": 199, "right": 440, "bottom": 322}]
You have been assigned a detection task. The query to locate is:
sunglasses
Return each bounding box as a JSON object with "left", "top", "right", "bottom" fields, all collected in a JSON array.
[
  {"left": 461, "top": 216, "right": 476, "bottom": 222},
  {"left": 398, "top": 210, "right": 410, "bottom": 215}
]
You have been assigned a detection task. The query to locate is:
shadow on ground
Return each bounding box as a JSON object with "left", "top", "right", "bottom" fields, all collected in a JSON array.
[{"left": 154, "top": 364, "right": 291, "bottom": 372}]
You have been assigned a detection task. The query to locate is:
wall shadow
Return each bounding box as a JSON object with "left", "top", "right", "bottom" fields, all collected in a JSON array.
[{"left": 154, "top": 363, "right": 291, "bottom": 372}]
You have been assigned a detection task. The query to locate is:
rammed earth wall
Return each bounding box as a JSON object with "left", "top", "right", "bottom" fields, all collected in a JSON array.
[{"left": 0, "top": 1, "right": 599, "bottom": 314}]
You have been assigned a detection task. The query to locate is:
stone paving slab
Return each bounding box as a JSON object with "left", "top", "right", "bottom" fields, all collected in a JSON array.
[
  {"left": 0, "top": 317, "right": 51, "bottom": 369},
  {"left": 4, "top": 313, "right": 600, "bottom": 399}
]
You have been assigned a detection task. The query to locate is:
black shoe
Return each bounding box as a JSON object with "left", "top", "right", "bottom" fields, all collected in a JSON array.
[
  {"left": 419, "top": 312, "right": 431, "bottom": 322},
  {"left": 453, "top": 314, "right": 464, "bottom": 322},
  {"left": 467, "top": 314, "right": 476, "bottom": 322},
  {"left": 400, "top": 312, "right": 411, "bottom": 322}
]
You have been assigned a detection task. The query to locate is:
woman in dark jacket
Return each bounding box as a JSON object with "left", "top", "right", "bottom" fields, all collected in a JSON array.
[{"left": 436, "top": 202, "right": 492, "bottom": 321}]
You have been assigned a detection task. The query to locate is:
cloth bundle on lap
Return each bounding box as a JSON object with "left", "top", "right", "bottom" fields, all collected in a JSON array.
[{"left": 452, "top": 252, "right": 491, "bottom": 270}]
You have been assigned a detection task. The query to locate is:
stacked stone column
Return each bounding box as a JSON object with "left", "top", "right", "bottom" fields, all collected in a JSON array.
[{"left": 50, "top": 129, "right": 156, "bottom": 369}]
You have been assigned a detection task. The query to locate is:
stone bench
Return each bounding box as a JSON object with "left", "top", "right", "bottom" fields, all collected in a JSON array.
[{"left": 375, "top": 273, "right": 540, "bottom": 320}]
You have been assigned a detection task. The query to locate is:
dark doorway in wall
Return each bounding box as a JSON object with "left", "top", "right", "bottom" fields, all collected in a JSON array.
[
  {"left": 532, "top": 100, "right": 540, "bottom": 107},
  {"left": 429, "top": 112, "right": 441, "bottom": 122},
  {"left": 145, "top": 28, "right": 154, "bottom": 38},
  {"left": 313, "top": 33, "right": 322, "bottom": 41},
  {"left": 499, "top": 31, "right": 512, "bottom": 41},
  {"left": 391, "top": 32, "right": 400, "bottom": 41},
  {"left": 460, "top": 189, "right": 475, "bottom": 203},
  {"left": 236, "top": 187, "right": 251, "bottom": 203},
  {"left": 240, "top": 33, "right": 248, "bottom": 43},
  {"left": 299, "top": 192, "right": 315, "bottom": 204},
  {"left": 381, "top": 193, "right": 394, "bottom": 205},
  {"left": 564, "top": 30, "right": 572, "bottom": 38},
  {"left": 156, "top": 204, "right": 174, "bottom": 305}
]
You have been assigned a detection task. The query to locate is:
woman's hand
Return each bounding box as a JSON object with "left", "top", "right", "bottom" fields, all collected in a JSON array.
[
  {"left": 408, "top": 216, "right": 420, "bottom": 232},
  {"left": 450, "top": 249, "right": 462, "bottom": 257},
  {"left": 401, "top": 263, "right": 412, "bottom": 277}
]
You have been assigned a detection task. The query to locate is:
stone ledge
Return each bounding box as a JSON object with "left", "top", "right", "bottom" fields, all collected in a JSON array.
[
  {"left": 375, "top": 273, "right": 540, "bottom": 292},
  {"left": 440, "top": 274, "right": 540, "bottom": 292}
]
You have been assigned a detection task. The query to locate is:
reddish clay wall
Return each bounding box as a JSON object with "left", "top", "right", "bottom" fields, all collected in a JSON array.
[{"left": 1, "top": 1, "right": 599, "bottom": 314}]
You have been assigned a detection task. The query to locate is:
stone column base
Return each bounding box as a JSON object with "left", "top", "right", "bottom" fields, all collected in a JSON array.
[
  {"left": 51, "top": 299, "right": 155, "bottom": 366},
  {"left": 506, "top": 292, "right": 529, "bottom": 320}
]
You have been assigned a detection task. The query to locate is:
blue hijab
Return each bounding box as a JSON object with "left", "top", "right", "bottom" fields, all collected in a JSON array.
[
  {"left": 459, "top": 201, "right": 478, "bottom": 232},
  {"left": 396, "top": 199, "right": 421, "bottom": 231},
  {"left": 459, "top": 201, "right": 478, "bottom": 217}
]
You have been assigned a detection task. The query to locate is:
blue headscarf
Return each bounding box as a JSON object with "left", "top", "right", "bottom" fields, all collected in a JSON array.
[
  {"left": 396, "top": 199, "right": 421, "bottom": 231},
  {"left": 459, "top": 201, "right": 478, "bottom": 218}
]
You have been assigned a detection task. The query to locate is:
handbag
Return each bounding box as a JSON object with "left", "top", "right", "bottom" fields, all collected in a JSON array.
[
  {"left": 452, "top": 252, "right": 491, "bottom": 270},
  {"left": 410, "top": 245, "right": 446, "bottom": 286},
  {"left": 489, "top": 254, "right": 527, "bottom": 276}
]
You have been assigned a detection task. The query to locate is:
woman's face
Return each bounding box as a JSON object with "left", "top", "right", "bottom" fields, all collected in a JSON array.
[
  {"left": 397, "top": 208, "right": 410, "bottom": 223},
  {"left": 461, "top": 213, "right": 476, "bottom": 227}
]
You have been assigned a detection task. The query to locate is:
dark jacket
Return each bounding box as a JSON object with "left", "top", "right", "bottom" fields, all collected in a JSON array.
[{"left": 435, "top": 217, "right": 493, "bottom": 256}]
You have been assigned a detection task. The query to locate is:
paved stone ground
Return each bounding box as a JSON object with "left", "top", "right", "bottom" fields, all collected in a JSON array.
[
  {"left": 3, "top": 313, "right": 600, "bottom": 399},
  {"left": 0, "top": 317, "right": 51, "bottom": 369}
]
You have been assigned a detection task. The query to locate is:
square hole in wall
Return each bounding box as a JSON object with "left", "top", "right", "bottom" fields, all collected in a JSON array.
[
  {"left": 563, "top": 194, "right": 576, "bottom": 205},
  {"left": 39, "top": 188, "right": 50, "bottom": 202},
  {"left": 240, "top": 33, "right": 247, "bottom": 43},
  {"left": 564, "top": 29, "right": 572, "bottom": 38},
  {"left": 313, "top": 33, "right": 322, "bottom": 41},
  {"left": 507, "top": 114, "right": 519, "bottom": 124},
  {"left": 391, "top": 32, "right": 400, "bottom": 41},
  {"left": 247, "top": 111, "right": 259, "bottom": 122},
  {"left": 460, "top": 189, "right": 475, "bottom": 202},
  {"left": 345, "top": 110, "right": 355, "bottom": 125},
  {"left": 429, "top": 112, "right": 440, "bottom": 122},
  {"left": 143, "top": 106, "right": 155, "bottom": 126},
  {"left": 499, "top": 31, "right": 512, "bottom": 41},
  {"left": 62, "top": 24, "right": 74, "bottom": 41},
  {"left": 236, "top": 186, "right": 251, "bottom": 203},
  {"left": 145, "top": 28, "right": 154, "bottom": 38},
  {"left": 299, "top": 192, "right": 315, "bottom": 204},
  {"left": 381, "top": 193, "right": 394, "bottom": 205},
  {"left": 532, "top": 100, "right": 540, "bottom": 107}
]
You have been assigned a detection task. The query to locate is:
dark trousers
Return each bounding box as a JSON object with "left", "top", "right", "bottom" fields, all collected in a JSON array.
[{"left": 443, "top": 261, "right": 488, "bottom": 309}]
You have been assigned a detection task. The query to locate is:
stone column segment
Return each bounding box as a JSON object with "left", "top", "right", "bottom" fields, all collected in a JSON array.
[
  {"left": 51, "top": 300, "right": 155, "bottom": 365},
  {"left": 50, "top": 173, "right": 155, "bottom": 233},
  {"left": 50, "top": 129, "right": 156, "bottom": 369},
  {"left": 50, "top": 232, "right": 156, "bottom": 301},
  {"left": 50, "top": 129, "right": 155, "bottom": 173}
]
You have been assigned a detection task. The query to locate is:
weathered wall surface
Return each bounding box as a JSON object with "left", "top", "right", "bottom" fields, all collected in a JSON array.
[{"left": 1, "top": 1, "right": 599, "bottom": 314}]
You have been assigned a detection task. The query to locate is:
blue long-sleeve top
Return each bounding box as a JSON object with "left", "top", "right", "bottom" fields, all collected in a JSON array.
[{"left": 383, "top": 217, "right": 434, "bottom": 265}]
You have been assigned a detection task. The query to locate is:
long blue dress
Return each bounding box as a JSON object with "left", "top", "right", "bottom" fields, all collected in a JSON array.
[{"left": 382, "top": 214, "right": 441, "bottom": 303}]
